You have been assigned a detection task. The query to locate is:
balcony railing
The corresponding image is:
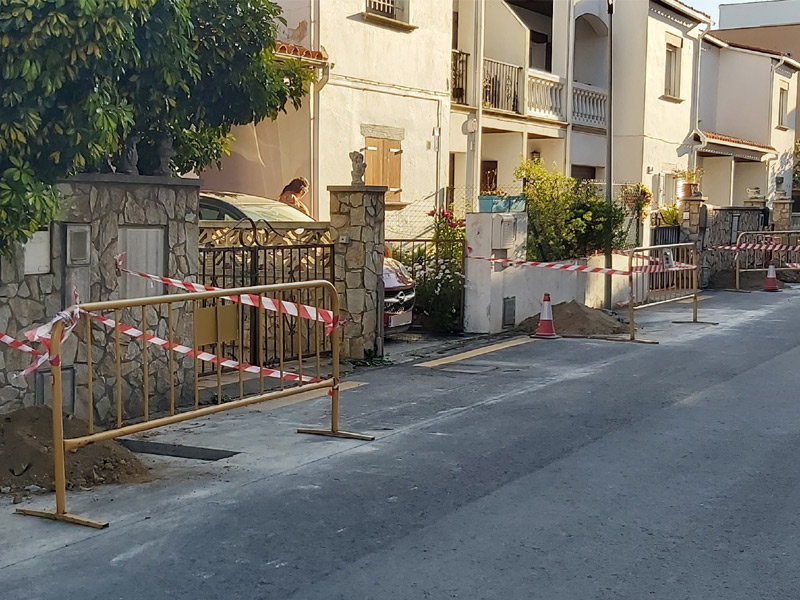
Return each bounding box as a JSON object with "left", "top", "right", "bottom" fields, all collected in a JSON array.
[
  {"left": 527, "top": 70, "right": 565, "bottom": 121},
  {"left": 483, "top": 58, "right": 521, "bottom": 113},
  {"left": 572, "top": 82, "right": 607, "bottom": 129},
  {"left": 452, "top": 50, "right": 469, "bottom": 105}
]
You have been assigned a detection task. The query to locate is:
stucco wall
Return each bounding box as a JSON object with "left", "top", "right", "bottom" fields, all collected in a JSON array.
[
  {"left": 574, "top": 15, "right": 608, "bottom": 87},
  {"left": 699, "top": 156, "right": 734, "bottom": 207},
  {"left": 571, "top": 130, "right": 606, "bottom": 170},
  {"left": 202, "top": 103, "right": 313, "bottom": 211},
  {"left": 716, "top": 50, "right": 772, "bottom": 146},
  {"left": 485, "top": 1, "right": 528, "bottom": 68},
  {"left": 698, "top": 42, "right": 720, "bottom": 132}
]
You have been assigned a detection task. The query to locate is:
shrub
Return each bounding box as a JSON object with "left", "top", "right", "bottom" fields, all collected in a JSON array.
[{"left": 515, "top": 159, "right": 626, "bottom": 260}]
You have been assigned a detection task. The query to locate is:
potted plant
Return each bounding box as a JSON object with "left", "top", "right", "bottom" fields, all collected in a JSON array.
[{"left": 672, "top": 167, "right": 704, "bottom": 199}]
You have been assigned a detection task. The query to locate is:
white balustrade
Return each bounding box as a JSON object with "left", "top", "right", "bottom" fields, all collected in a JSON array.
[
  {"left": 527, "top": 70, "right": 566, "bottom": 121},
  {"left": 572, "top": 83, "right": 607, "bottom": 129}
]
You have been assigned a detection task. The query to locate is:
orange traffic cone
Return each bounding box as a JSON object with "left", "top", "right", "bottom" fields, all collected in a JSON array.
[
  {"left": 534, "top": 293, "right": 559, "bottom": 339},
  {"left": 764, "top": 261, "right": 780, "bottom": 292}
]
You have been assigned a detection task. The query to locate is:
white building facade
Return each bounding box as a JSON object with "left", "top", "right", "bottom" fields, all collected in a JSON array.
[
  {"left": 697, "top": 36, "right": 798, "bottom": 208},
  {"left": 203, "top": 0, "right": 452, "bottom": 237}
]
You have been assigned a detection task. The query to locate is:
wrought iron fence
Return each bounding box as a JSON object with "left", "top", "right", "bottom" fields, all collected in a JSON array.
[
  {"left": 199, "top": 226, "right": 334, "bottom": 372},
  {"left": 483, "top": 58, "right": 521, "bottom": 113},
  {"left": 452, "top": 50, "right": 469, "bottom": 105}
]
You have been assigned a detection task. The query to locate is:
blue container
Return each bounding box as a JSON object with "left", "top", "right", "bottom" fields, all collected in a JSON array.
[{"left": 478, "top": 195, "right": 526, "bottom": 213}]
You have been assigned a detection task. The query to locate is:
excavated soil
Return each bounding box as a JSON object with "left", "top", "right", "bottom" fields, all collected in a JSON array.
[
  {"left": 517, "top": 301, "right": 628, "bottom": 337},
  {"left": 0, "top": 406, "right": 150, "bottom": 495}
]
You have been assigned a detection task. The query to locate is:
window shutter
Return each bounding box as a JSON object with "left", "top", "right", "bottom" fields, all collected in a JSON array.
[
  {"left": 365, "top": 137, "right": 382, "bottom": 186},
  {"left": 386, "top": 139, "right": 402, "bottom": 202}
]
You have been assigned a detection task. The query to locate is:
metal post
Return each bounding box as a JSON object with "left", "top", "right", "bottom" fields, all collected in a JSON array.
[{"left": 604, "top": 0, "right": 615, "bottom": 310}]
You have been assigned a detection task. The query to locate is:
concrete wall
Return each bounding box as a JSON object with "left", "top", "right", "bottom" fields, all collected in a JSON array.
[
  {"left": 463, "top": 213, "right": 630, "bottom": 334},
  {"left": 0, "top": 175, "right": 200, "bottom": 420}
]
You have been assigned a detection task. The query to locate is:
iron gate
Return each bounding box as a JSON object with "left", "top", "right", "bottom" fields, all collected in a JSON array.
[{"left": 199, "top": 222, "right": 334, "bottom": 371}]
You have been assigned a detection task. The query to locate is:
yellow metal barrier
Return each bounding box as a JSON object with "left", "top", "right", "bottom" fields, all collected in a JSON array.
[
  {"left": 16, "top": 280, "right": 373, "bottom": 529},
  {"left": 627, "top": 243, "right": 714, "bottom": 341},
  {"left": 735, "top": 230, "right": 800, "bottom": 290}
]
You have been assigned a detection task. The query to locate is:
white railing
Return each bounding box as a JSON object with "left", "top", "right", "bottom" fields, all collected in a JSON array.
[
  {"left": 572, "top": 82, "right": 607, "bottom": 129},
  {"left": 527, "top": 69, "right": 565, "bottom": 121}
]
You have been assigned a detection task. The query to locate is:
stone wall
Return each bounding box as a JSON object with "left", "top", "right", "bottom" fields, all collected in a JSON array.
[
  {"left": 328, "top": 186, "right": 386, "bottom": 360},
  {"left": 0, "top": 174, "right": 199, "bottom": 422},
  {"left": 695, "top": 206, "right": 763, "bottom": 286}
]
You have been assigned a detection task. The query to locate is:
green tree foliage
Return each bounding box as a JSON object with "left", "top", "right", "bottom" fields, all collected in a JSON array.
[
  {"left": 515, "top": 159, "right": 626, "bottom": 261},
  {"left": 0, "top": 0, "right": 310, "bottom": 254}
]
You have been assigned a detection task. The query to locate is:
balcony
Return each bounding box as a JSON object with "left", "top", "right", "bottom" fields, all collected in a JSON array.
[
  {"left": 572, "top": 82, "right": 607, "bottom": 129},
  {"left": 527, "top": 70, "right": 565, "bottom": 122},
  {"left": 452, "top": 50, "right": 469, "bottom": 105},
  {"left": 483, "top": 58, "right": 522, "bottom": 113}
]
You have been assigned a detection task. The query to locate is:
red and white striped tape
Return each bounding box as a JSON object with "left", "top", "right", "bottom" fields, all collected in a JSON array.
[
  {"left": 14, "top": 307, "right": 82, "bottom": 376},
  {"left": 467, "top": 249, "right": 631, "bottom": 276},
  {"left": 115, "top": 254, "right": 340, "bottom": 333},
  {"left": 715, "top": 243, "right": 800, "bottom": 252},
  {"left": 88, "top": 311, "right": 318, "bottom": 384},
  {"left": 0, "top": 332, "right": 43, "bottom": 357}
]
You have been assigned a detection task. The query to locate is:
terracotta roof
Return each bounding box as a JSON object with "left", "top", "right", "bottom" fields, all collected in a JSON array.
[
  {"left": 712, "top": 37, "right": 792, "bottom": 59},
  {"left": 699, "top": 130, "right": 776, "bottom": 152},
  {"left": 275, "top": 41, "right": 328, "bottom": 62}
]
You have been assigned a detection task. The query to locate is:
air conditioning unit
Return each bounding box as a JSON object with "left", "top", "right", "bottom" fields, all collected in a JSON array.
[{"left": 491, "top": 214, "right": 516, "bottom": 250}]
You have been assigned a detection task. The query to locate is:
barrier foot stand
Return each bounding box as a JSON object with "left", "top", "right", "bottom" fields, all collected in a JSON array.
[
  {"left": 297, "top": 428, "right": 375, "bottom": 441},
  {"left": 15, "top": 508, "right": 109, "bottom": 529},
  {"left": 671, "top": 320, "right": 719, "bottom": 325},
  {"left": 723, "top": 289, "right": 751, "bottom": 294}
]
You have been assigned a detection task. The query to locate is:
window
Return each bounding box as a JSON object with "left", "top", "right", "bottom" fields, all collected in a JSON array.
[
  {"left": 778, "top": 85, "right": 789, "bottom": 129},
  {"left": 365, "top": 137, "right": 402, "bottom": 202},
  {"left": 665, "top": 43, "right": 681, "bottom": 98},
  {"left": 365, "top": 0, "right": 410, "bottom": 24},
  {"left": 571, "top": 165, "right": 596, "bottom": 182}
]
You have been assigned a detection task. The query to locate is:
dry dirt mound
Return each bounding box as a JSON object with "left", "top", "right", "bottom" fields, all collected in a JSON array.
[
  {"left": 517, "top": 301, "right": 627, "bottom": 336},
  {"left": 0, "top": 406, "right": 150, "bottom": 495}
]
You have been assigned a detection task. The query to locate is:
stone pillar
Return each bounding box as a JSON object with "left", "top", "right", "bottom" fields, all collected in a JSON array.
[
  {"left": 328, "top": 185, "right": 386, "bottom": 360},
  {"left": 680, "top": 197, "right": 706, "bottom": 245},
  {"left": 771, "top": 196, "right": 793, "bottom": 231},
  {"left": 743, "top": 196, "right": 766, "bottom": 210}
]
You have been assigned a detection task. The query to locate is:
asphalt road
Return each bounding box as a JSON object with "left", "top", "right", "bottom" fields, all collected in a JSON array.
[{"left": 2, "top": 290, "right": 800, "bottom": 599}]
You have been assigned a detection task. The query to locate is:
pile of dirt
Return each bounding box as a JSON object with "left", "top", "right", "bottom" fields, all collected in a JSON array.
[
  {"left": 517, "top": 301, "right": 628, "bottom": 337},
  {"left": 0, "top": 406, "right": 150, "bottom": 495},
  {"left": 708, "top": 269, "right": 787, "bottom": 291}
]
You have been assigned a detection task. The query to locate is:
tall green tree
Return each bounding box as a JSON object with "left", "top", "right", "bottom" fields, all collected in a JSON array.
[{"left": 0, "top": 0, "right": 310, "bottom": 255}]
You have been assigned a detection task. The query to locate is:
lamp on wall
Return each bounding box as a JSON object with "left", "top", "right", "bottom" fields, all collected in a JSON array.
[{"left": 530, "top": 150, "right": 541, "bottom": 161}]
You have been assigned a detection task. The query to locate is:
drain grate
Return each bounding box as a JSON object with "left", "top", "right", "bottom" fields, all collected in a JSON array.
[{"left": 118, "top": 439, "right": 239, "bottom": 461}]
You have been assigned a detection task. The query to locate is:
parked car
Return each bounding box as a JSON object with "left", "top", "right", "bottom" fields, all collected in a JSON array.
[
  {"left": 199, "top": 191, "right": 314, "bottom": 223},
  {"left": 383, "top": 256, "right": 415, "bottom": 334}
]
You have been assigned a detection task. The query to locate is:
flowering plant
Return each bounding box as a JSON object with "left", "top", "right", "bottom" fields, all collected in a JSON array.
[{"left": 414, "top": 208, "right": 466, "bottom": 333}]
